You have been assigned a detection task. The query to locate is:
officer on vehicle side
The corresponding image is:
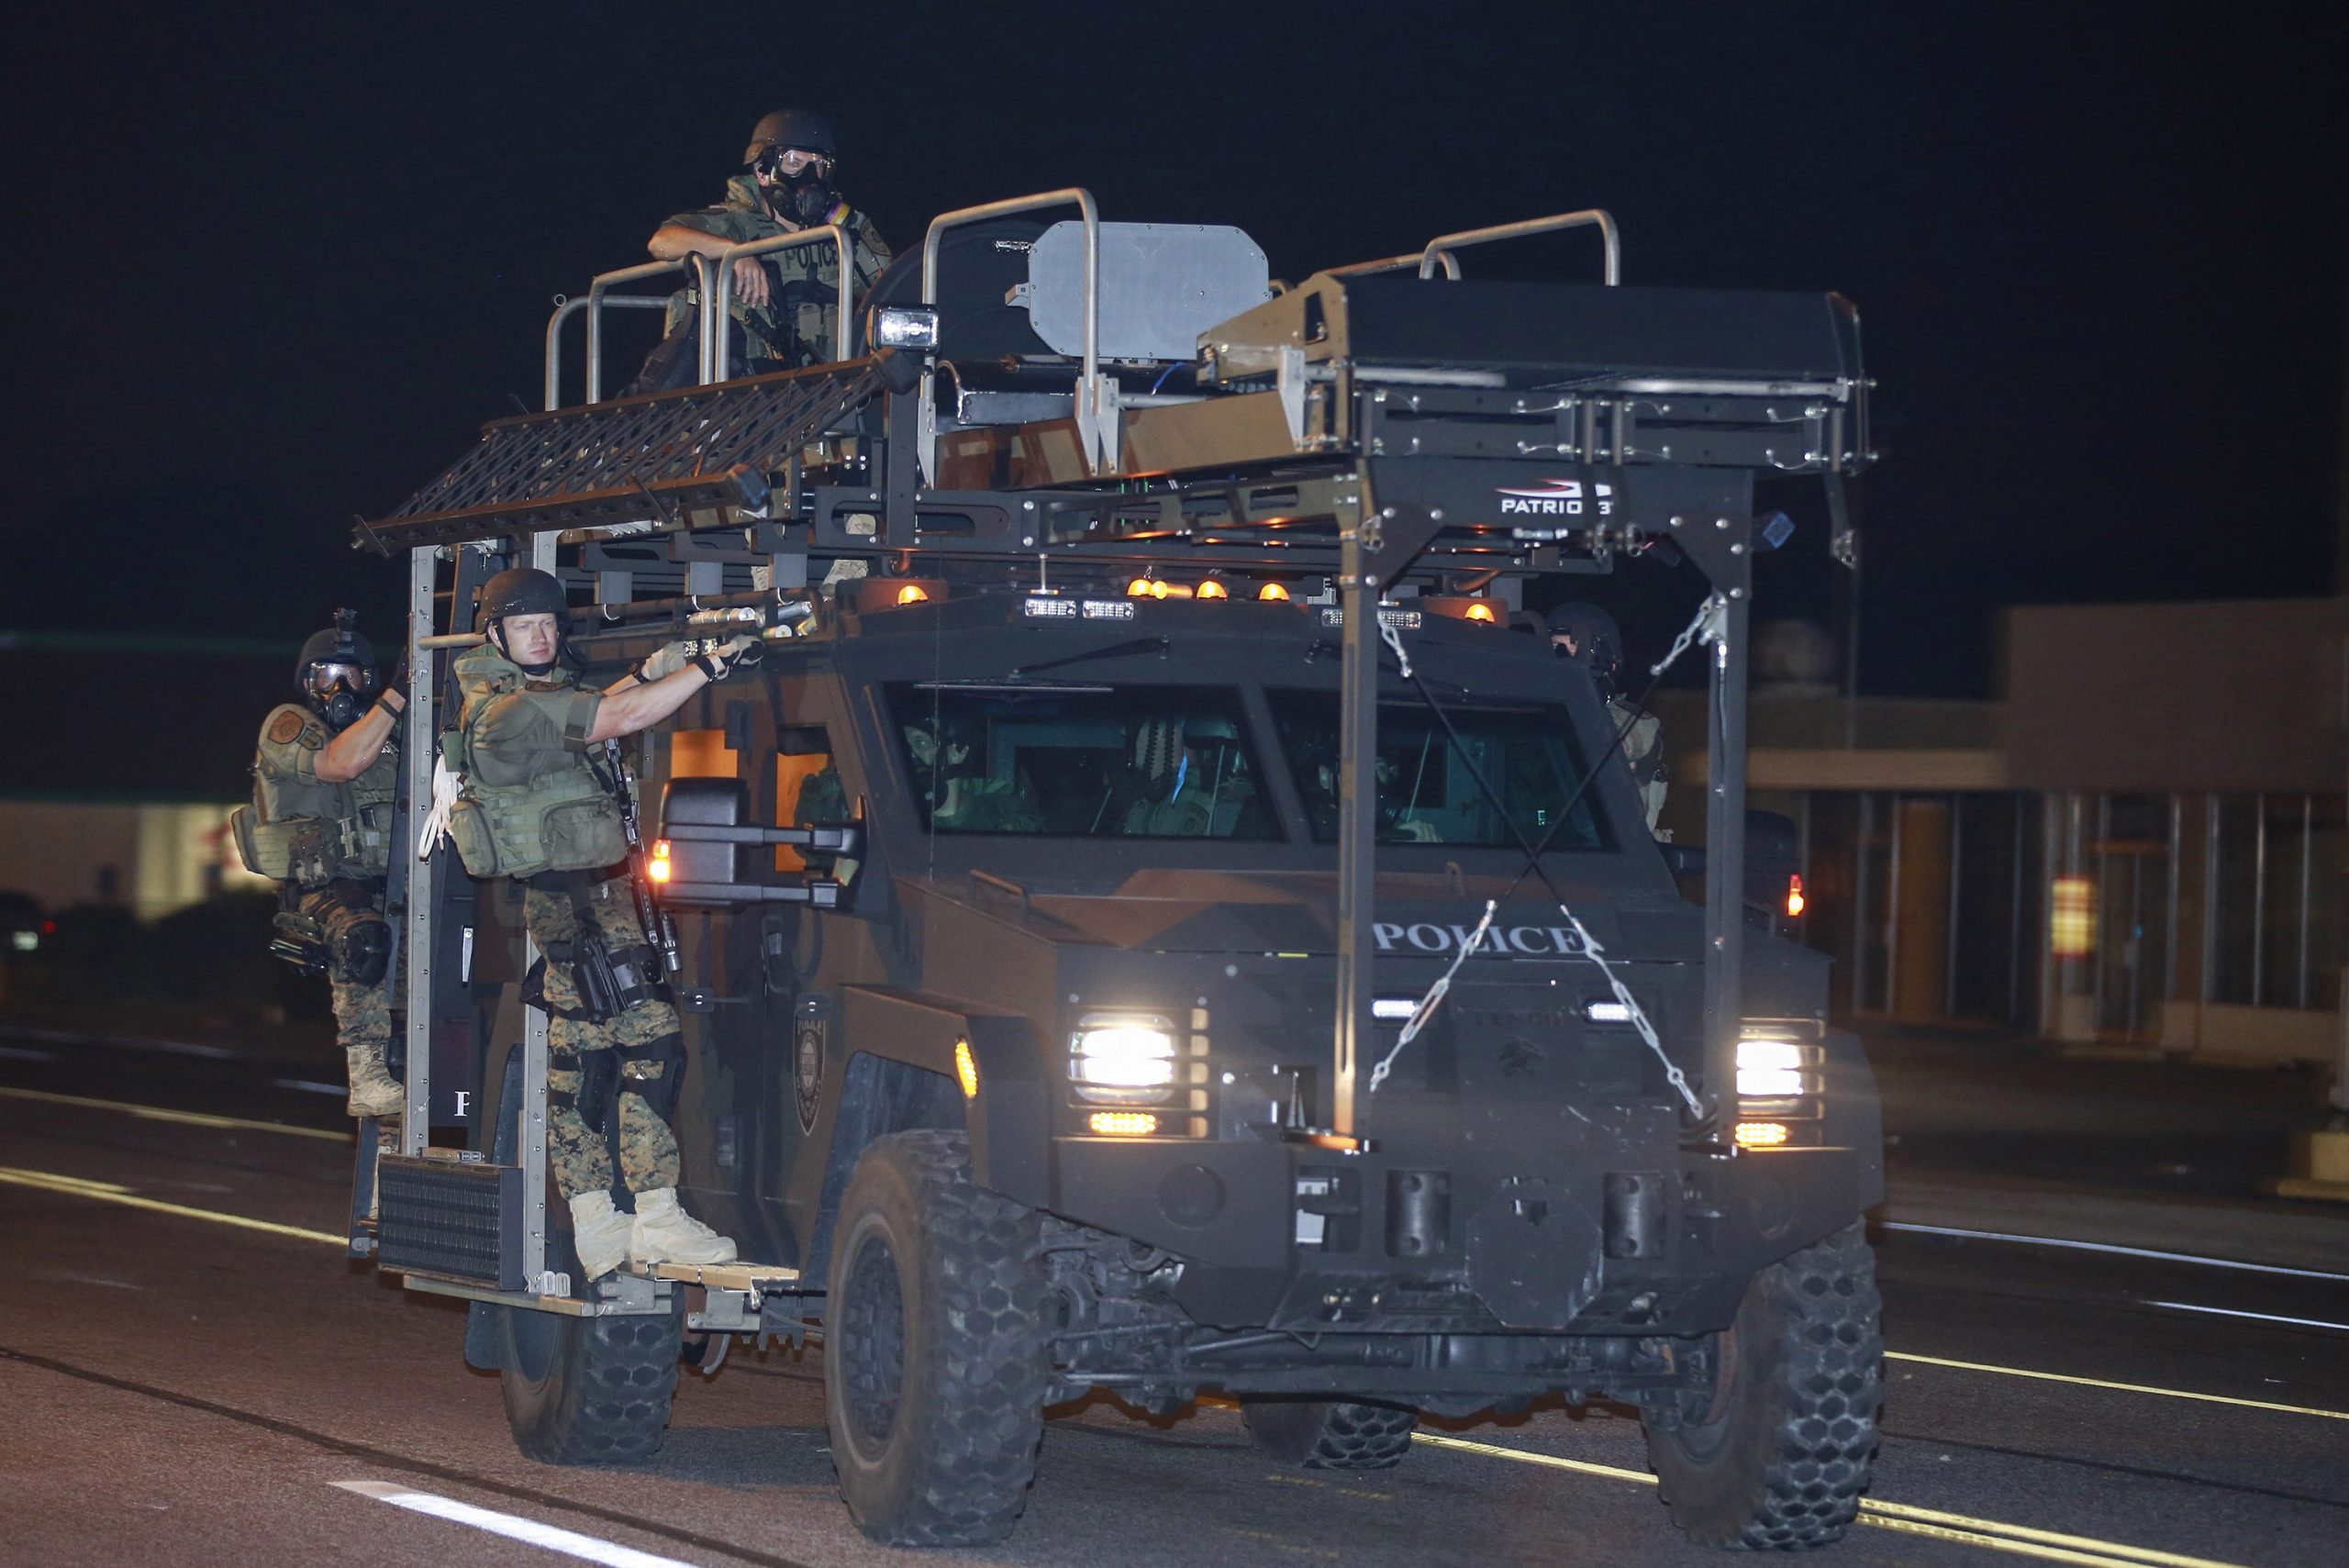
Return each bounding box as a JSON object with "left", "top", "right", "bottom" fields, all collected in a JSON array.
[
  {"left": 641, "top": 108, "right": 893, "bottom": 381},
  {"left": 1548, "top": 602, "right": 1668, "bottom": 835},
  {"left": 446, "top": 568, "right": 754, "bottom": 1280},
  {"left": 239, "top": 613, "right": 406, "bottom": 1119}
]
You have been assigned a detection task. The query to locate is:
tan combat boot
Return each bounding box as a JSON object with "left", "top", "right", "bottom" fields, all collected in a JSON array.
[
  {"left": 629, "top": 1187, "right": 738, "bottom": 1268},
  {"left": 568, "top": 1191, "right": 633, "bottom": 1281},
  {"left": 345, "top": 1046, "right": 405, "bottom": 1119}
]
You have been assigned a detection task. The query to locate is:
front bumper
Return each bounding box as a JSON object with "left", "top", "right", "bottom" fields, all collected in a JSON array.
[{"left": 1047, "top": 1129, "right": 1877, "bottom": 1333}]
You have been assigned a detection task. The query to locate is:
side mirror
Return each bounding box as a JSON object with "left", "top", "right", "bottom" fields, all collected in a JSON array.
[
  {"left": 656, "top": 776, "right": 858, "bottom": 909},
  {"left": 1661, "top": 809, "right": 1805, "bottom": 929}
]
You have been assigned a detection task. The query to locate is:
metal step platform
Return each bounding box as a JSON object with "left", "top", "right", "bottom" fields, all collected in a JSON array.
[
  {"left": 358, "top": 350, "right": 920, "bottom": 553},
  {"left": 624, "top": 1259, "right": 804, "bottom": 1291}
]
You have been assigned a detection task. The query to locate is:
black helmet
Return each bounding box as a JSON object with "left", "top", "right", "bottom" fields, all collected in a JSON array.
[
  {"left": 744, "top": 108, "right": 837, "bottom": 164},
  {"left": 475, "top": 567, "right": 573, "bottom": 673},
  {"left": 295, "top": 610, "right": 377, "bottom": 729},
  {"left": 1546, "top": 602, "right": 1625, "bottom": 699},
  {"left": 475, "top": 567, "right": 567, "bottom": 623}
]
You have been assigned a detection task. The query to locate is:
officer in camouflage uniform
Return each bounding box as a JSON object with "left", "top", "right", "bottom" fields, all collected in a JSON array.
[
  {"left": 243, "top": 615, "right": 406, "bottom": 1119},
  {"left": 447, "top": 568, "right": 754, "bottom": 1281},
  {"left": 1548, "top": 603, "right": 1668, "bottom": 835},
  {"left": 643, "top": 107, "right": 892, "bottom": 378}
]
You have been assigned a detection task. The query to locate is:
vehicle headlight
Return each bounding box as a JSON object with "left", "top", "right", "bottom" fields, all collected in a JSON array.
[
  {"left": 1734, "top": 1026, "right": 1824, "bottom": 1148},
  {"left": 1735, "top": 1036, "right": 1811, "bottom": 1098},
  {"left": 1070, "top": 1013, "right": 1178, "bottom": 1104}
]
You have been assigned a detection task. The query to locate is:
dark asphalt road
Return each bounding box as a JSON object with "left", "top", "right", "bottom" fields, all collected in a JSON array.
[{"left": 2, "top": 1033, "right": 2344, "bottom": 1568}]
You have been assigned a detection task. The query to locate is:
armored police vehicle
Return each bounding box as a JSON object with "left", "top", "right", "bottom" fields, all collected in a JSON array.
[{"left": 356, "top": 193, "right": 1882, "bottom": 1551}]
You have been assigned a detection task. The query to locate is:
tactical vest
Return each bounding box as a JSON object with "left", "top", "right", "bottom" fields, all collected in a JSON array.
[
  {"left": 446, "top": 646, "right": 629, "bottom": 881},
  {"left": 232, "top": 704, "right": 397, "bottom": 885}
]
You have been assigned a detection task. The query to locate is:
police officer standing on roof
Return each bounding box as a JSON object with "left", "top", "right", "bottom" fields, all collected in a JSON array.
[
  {"left": 247, "top": 613, "right": 406, "bottom": 1120},
  {"left": 1549, "top": 603, "right": 1669, "bottom": 836},
  {"left": 445, "top": 569, "right": 754, "bottom": 1281},
  {"left": 644, "top": 109, "right": 893, "bottom": 377}
]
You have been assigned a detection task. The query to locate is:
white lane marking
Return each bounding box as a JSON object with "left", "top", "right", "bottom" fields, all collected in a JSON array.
[
  {"left": 0, "top": 1024, "right": 239, "bottom": 1060},
  {"left": 272, "top": 1077, "right": 350, "bottom": 1096},
  {"left": 333, "top": 1482, "right": 700, "bottom": 1568},
  {"left": 2143, "top": 1300, "right": 2349, "bottom": 1333},
  {"left": 0, "top": 1165, "right": 347, "bottom": 1247},
  {"left": 0, "top": 1084, "right": 350, "bottom": 1142},
  {"left": 0, "top": 1045, "right": 57, "bottom": 1062},
  {"left": 1887, "top": 1351, "right": 2349, "bottom": 1421},
  {"left": 1880, "top": 1219, "right": 2349, "bottom": 1283}
]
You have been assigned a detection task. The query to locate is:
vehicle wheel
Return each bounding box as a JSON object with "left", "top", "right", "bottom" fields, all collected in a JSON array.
[
  {"left": 1643, "top": 1221, "right": 1882, "bottom": 1549},
  {"left": 824, "top": 1130, "right": 1050, "bottom": 1547},
  {"left": 1242, "top": 1397, "right": 1419, "bottom": 1470},
  {"left": 497, "top": 1297, "right": 684, "bottom": 1465}
]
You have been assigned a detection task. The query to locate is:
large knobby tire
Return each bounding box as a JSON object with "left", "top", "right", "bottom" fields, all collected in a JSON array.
[
  {"left": 1644, "top": 1221, "right": 1882, "bottom": 1549},
  {"left": 1242, "top": 1397, "right": 1419, "bottom": 1470},
  {"left": 824, "top": 1130, "right": 1050, "bottom": 1548},
  {"left": 498, "top": 1298, "right": 685, "bottom": 1466}
]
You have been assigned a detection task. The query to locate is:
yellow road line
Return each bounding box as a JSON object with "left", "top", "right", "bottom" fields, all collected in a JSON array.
[
  {"left": 1887, "top": 1350, "right": 2349, "bottom": 1422},
  {"left": 0, "top": 1084, "right": 351, "bottom": 1143},
  {"left": 1865, "top": 1498, "right": 2251, "bottom": 1568},
  {"left": 1408, "top": 1430, "right": 2249, "bottom": 1568},
  {"left": 0, "top": 1165, "right": 348, "bottom": 1248},
  {"left": 1410, "top": 1429, "right": 1656, "bottom": 1485}
]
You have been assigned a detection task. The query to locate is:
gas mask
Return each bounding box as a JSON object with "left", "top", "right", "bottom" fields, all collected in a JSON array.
[
  {"left": 305, "top": 661, "right": 374, "bottom": 730},
  {"left": 757, "top": 147, "right": 839, "bottom": 227}
]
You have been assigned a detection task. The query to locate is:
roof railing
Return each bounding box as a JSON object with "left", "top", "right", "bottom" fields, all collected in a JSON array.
[
  {"left": 917, "top": 188, "right": 1102, "bottom": 480},
  {"left": 707, "top": 224, "right": 856, "bottom": 378},
  {"left": 542, "top": 258, "right": 687, "bottom": 410},
  {"left": 1324, "top": 207, "right": 1620, "bottom": 286}
]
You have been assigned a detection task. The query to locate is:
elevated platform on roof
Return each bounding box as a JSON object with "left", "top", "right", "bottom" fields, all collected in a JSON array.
[{"left": 357, "top": 350, "right": 918, "bottom": 554}]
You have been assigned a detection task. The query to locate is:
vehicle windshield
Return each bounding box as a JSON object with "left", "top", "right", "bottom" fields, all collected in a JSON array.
[
  {"left": 1268, "top": 691, "right": 1612, "bottom": 851},
  {"left": 885, "top": 684, "right": 1277, "bottom": 840}
]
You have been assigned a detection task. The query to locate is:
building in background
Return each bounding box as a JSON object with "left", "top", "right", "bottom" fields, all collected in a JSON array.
[
  {"left": 0, "top": 633, "right": 288, "bottom": 919},
  {"left": 1661, "top": 597, "right": 2347, "bottom": 1066}
]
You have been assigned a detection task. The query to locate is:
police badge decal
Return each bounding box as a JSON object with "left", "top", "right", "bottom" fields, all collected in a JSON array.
[{"left": 793, "top": 1012, "right": 825, "bottom": 1133}]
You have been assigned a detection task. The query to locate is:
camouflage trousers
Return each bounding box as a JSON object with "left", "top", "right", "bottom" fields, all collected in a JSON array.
[
  {"left": 328, "top": 972, "right": 392, "bottom": 1069},
  {"left": 521, "top": 874, "right": 683, "bottom": 1201},
  {"left": 302, "top": 883, "right": 399, "bottom": 1115}
]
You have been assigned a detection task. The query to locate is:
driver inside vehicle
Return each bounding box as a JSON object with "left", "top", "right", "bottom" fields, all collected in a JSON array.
[
  {"left": 906, "top": 719, "right": 1044, "bottom": 834},
  {"left": 1117, "top": 716, "right": 1263, "bottom": 839}
]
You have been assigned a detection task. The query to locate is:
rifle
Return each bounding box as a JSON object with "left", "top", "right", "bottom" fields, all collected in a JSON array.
[{"left": 601, "top": 739, "right": 680, "bottom": 974}]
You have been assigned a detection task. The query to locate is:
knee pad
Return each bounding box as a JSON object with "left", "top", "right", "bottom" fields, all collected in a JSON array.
[
  {"left": 621, "top": 1033, "right": 687, "bottom": 1123},
  {"left": 329, "top": 910, "right": 392, "bottom": 986}
]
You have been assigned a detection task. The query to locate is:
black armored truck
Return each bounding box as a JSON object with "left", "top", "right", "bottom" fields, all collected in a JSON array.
[{"left": 356, "top": 194, "right": 1883, "bottom": 1550}]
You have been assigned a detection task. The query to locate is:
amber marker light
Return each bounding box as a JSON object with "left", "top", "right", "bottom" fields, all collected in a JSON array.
[
  {"left": 1785, "top": 873, "right": 1806, "bottom": 918},
  {"left": 1257, "top": 582, "right": 1290, "bottom": 602},
  {"left": 895, "top": 584, "right": 930, "bottom": 606},
  {"left": 648, "top": 840, "right": 672, "bottom": 883},
  {"left": 1128, "top": 576, "right": 1153, "bottom": 597},
  {"left": 953, "top": 1039, "right": 979, "bottom": 1099},
  {"left": 1196, "top": 579, "right": 1229, "bottom": 600},
  {"left": 1464, "top": 600, "right": 1497, "bottom": 623},
  {"left": 1088, "top": 1111, "right": 1159, "bottom": 1137},
  {"left": 1734, "top": 1120, "right": 1791, "bottom": 1149}
]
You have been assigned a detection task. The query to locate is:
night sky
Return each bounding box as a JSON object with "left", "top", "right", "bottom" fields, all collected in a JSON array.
[{"left": 11, "top": 2, "right": 2343, "bottom": 696}]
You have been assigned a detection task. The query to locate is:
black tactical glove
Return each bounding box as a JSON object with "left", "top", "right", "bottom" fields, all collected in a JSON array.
[{"left": 691, "top": 635, "right": 760, "bottom": 682}]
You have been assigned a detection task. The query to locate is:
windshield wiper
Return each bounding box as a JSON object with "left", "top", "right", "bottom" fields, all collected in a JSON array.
[{"left": 1005, "top": 635, "right": 1169, "bottom": 681}]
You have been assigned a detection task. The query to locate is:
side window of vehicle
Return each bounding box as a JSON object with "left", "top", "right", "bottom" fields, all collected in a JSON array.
[{"left": 776, "top": 725, "right": 851, "bottom": 876}]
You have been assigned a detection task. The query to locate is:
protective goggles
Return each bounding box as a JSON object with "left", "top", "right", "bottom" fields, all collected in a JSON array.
[
  {"left": 306, "top": 661, "right": 375, "bottom": 696},
  {"left": 756, "top": 147, "right": 833, "bottom": 179}
]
